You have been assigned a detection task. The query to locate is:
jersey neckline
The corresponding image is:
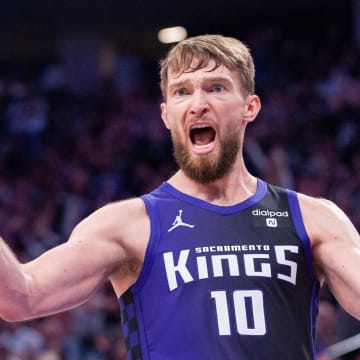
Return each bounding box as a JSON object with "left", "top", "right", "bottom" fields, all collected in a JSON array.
[{"left": 160, "top": 178, "right": 267, "bottom": 214}]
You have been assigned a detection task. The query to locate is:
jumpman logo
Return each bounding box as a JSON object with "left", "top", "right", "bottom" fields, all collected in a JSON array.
[{"left": 168, "top": 210, "right": 195, "bottom": 232}]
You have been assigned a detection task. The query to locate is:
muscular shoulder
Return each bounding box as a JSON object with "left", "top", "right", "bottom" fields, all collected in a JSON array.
[
  {"left": 72, "top": 197, "right": 150, "bottom": 261},
  {"left": 297, "top": 193, "right": 350, "bottom": 245},
  {"left": 297, "top": 192, "right": 360, "bottom": 275}
]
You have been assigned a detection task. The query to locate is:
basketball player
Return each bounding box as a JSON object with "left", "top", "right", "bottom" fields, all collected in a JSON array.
[{"left": 0, "top": 35, "right": 359, "bottom": 359}]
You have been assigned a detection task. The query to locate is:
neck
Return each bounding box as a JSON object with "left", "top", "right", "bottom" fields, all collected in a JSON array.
[{"left": 167, "top": 161, "right": 258, "bottom": 206}]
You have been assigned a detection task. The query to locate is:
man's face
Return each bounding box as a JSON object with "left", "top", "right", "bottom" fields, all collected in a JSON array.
[{"left": 161, "top": 59, "right": 255, "bottom": 184}]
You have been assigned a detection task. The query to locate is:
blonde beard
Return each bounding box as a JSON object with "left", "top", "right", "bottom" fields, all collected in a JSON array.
[{"left": 171, "top": 131, "right": 240, "bottom": 184}]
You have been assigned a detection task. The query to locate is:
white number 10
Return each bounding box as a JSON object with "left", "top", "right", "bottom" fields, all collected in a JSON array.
[{"left": 211, "top": 290, "right": 266, "bottom": 336}]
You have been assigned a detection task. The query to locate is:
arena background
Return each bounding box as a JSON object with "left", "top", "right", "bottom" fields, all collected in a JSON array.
[{"left": 0, "top": 0, "right": 359, "bottom": 359}]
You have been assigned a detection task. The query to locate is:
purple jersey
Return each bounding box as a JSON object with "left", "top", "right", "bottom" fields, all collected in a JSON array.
[{"left": 119, "top": 179, "right": 319, "bottom": 359}]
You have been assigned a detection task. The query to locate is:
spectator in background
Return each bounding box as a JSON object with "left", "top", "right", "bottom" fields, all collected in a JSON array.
[
  {"left": 0, "top": 33, "right": 359, "bottom": 360},
  {"left": 0, "top": 26, "right": 358, "bottom": 358}
]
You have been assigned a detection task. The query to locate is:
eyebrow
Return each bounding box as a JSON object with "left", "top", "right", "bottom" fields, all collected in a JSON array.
[
  {"left": 203, "top": 76, "right": 233, "bottom": 85},
  {"left": 167, "top": 79, "right": 191, "bottom": 93},
  {"left": 168, "top": 76, "right": 233, "bottom": 93}
]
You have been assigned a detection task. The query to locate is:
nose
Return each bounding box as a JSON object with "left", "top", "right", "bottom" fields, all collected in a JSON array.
[{"left": 189, "top": 90, "right": 209, "bottom": 118}]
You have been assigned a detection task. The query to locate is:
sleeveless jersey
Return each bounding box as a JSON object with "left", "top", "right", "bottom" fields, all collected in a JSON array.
[{"left": 119, "top": 179, "right": 320, "bottom": 360}]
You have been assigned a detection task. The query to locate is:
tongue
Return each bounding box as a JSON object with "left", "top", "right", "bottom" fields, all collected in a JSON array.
[{"left": 192, "top": 127, "right": 215, "bottom": 146}]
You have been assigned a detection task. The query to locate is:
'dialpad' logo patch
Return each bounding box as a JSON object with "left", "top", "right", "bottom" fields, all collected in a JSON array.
[
  {"left": 252, "top": 209, "right": 289, "bottom": 228},
  {"left": 252, "top": 209, "right": 289, "bottom": 217}
]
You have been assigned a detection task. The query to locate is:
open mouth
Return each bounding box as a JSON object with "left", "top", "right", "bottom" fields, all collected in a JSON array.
[{"left": 190, "top": 125, "right": 216, "bottom": 147}]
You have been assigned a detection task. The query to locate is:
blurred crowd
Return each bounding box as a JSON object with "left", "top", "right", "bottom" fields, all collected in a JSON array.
[{"left": 0, "top": 24, "right": 359, "bottom": 359}]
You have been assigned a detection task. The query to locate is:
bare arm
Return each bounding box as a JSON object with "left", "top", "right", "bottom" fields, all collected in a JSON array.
[
  {"left": 300, "top": 194, "right": 360, "bottom": 319},
  {"left": 0, "top": 198, "right": 148, "bottom": 322}
]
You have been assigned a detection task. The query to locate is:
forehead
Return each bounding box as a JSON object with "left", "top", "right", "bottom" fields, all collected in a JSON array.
[{"left": 168, "top": 58, "right": 235, "bottom": 83}]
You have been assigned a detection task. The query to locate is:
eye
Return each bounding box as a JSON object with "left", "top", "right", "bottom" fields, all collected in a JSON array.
[
  {"left": 174, "top": 88, "right": 188, "bottom": 96},
  {"left": 211, "top": 84, "right": 225, "bottom": 93}
]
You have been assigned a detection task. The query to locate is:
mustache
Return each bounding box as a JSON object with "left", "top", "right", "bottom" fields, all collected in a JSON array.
[{"left": 187, "top": 115, "right": 213, "bottom": 123}]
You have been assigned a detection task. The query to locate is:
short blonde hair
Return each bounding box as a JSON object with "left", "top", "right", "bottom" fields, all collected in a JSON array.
[{"left": 160, "top": 34, "right": 255, "bottom": 100}]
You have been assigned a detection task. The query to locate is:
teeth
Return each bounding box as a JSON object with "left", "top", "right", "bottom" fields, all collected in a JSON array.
[
  {"left": 194, "top": 143, "right": 213, "bottom": 149},
  {"left": 191, "top": 124, "right": 211, "bottom": 129}
]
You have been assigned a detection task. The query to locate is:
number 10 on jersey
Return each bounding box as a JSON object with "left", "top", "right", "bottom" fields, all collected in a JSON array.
[{"left": 211, "top": 290, "right": 266, "bottom": 336}]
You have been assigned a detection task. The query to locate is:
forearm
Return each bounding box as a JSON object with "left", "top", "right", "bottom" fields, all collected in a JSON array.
[
  {"left": 0, "top": 237, "right": 104, "bottom": 321},
  {"left": 0, "top": 237, "right": 32, "bottom": 321}
]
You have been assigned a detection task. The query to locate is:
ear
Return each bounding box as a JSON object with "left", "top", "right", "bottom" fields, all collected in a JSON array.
[
  {"left": 160, "top": 102, "right": 171, "bottom": 129},
  {"left": 244, "top": 95, "right": 261, "bottom": 123}
]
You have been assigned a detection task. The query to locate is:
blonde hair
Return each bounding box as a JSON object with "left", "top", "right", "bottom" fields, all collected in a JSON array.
[{"left": 160, "top": 34, "right": 255, "bottom": 100}]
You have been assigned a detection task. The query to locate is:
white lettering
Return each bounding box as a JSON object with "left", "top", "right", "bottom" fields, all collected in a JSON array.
[
  {"left": 197, "top": 256, "right": 208, "bottom": 279},
  {"left": 211, "top": 290, "right": 266, "bottom": 336},
  {"left": 212, "top": 255, "right": 240, "bottom": 277},
  {"left": 163, "top": 250, "right": 193, "bottom": 291},
  {"left": 252, "top": 209, "right": 289, "bottom": 217},
  {"left": 244, "top": 254, "right": 271, "bottom": 277},
  {"left": 275, "top": 246, "right": 298, "bottom": 285},
  {"left": 163, "top": 247, "right": 299, "bottom": 291},
  {"left": 233, "top": 290, "right": 266, "bottom": 335},
  {"left": 195, "top": 244, "right": 270, "bottom": 254}
]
